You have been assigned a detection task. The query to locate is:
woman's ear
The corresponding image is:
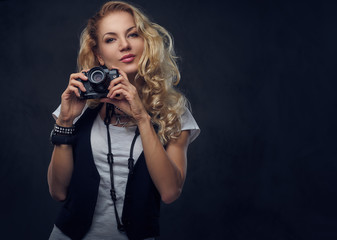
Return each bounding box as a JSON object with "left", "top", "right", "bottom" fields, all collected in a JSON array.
[
  {"left": 98, "top": 57, "right": 104, "bottom": 66},
  {"left": 96, "top": 53, "right": 104, "bottom": 66}
]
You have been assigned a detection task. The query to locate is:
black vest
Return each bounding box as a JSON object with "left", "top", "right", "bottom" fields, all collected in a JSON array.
[{"left": 55, "top": 105, "right": 161, "bottom": 240}]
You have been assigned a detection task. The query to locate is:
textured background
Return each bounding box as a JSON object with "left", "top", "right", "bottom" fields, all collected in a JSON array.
[{"left": 1, "top": 0, "right": 337, "bottom": 239}]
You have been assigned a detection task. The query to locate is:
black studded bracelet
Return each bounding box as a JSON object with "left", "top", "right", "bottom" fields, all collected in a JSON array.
[
  {"left": 50, "top": 124, "right": 76, "bottom": 145},
  {"left": 53, "top": 124, "right": 76, "bottom": 135}
]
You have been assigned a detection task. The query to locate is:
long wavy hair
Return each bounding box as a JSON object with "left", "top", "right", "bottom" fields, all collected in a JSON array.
[{"left": 77, "top": 1, "right": 188, "bottom": 144}]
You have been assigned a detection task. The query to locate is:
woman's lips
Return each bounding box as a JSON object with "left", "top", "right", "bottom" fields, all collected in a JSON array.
[{"left": 120, "top": 54, "right": 135, "bottom": 63}]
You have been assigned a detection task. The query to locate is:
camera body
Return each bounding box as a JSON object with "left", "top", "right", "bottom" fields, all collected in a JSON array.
[{"left": 76, "top": 66, "right": 119, "bottom": 99}]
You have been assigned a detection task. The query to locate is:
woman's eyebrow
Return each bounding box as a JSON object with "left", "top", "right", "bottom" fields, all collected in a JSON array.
[
  {"left": 102, "top": 26, "right": 136, "bottom": 39},
  {"left": 126, "top": 26, "right": 136, "bottom": 33}
]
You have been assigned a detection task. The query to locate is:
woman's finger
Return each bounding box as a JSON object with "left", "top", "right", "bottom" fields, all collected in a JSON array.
[
  {"left": 70, "top": 72, "right": 88, "bottom": 82},
  {"left": 69, "top": 79, "right": 87, "bottom": 92},
  {"left": 110, "top": 89, "right": 127, "bottom": 99},
  {"left": 107, "top": 81, "right": 126, "bottom": 96},
  {"left": 68, "top": 85, "right": 82, "bottom": 98}
]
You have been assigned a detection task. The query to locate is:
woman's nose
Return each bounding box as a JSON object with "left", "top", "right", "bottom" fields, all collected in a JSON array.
[{"left": 119, "top": 38, "right": 131, "bottom": 51}]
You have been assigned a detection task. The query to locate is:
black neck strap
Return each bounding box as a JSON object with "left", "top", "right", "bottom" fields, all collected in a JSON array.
[{"left": 104, "top": 103, "right": 140, "bottom": 232}]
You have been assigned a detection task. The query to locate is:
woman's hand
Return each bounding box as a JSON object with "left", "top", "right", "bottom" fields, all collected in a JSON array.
[
  {"left": 100, "top": 68, "right": 149, "bottom": 123},
  {"left": 57, "top": 71, "right": 88, "bottom": 127}
]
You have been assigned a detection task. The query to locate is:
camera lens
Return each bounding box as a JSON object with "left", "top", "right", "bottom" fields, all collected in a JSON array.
[
  {"left": 90, "top": 70, "right": 104, "bottom": 83},
  {"left": 86, "top": 66, "right": 110, "bottom": 94}
]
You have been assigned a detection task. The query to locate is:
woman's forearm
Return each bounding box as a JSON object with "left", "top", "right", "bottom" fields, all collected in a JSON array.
[
  {"left": 137, "top": 115, "right": 188, "bottom": 204},
  {"left": 47, "top": 145, "right": 74, "bottom": 201}
]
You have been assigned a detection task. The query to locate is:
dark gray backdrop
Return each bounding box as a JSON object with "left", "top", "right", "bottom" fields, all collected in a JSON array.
[{"left": 1, "top": 0, "right": 337, "bottom": 239}]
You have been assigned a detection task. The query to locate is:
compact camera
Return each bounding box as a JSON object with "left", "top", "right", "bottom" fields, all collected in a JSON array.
[{"left": 76, "top": 66, "right": 119, "bottom": 99}]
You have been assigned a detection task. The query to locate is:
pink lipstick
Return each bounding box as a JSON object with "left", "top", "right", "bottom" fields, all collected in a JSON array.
[{"left": 120, "top": 54, "right": 135, "bottom": 63}]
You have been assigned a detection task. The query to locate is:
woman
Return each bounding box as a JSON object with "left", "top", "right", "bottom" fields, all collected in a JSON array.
[{"left": 48, "top": 1, "right": 199, "bottom": 240}]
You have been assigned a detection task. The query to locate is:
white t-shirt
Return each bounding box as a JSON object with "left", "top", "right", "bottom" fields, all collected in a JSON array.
[{"left": 49, "top": 104, "right": 200, "bottom": 240}]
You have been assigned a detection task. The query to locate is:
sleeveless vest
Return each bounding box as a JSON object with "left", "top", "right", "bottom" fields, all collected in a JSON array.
[{"left": 55, "top": 105, "right": 161, "bottom": 240}]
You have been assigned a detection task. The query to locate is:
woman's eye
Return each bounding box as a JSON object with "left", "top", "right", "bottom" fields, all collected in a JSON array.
[
  {"left": 128, "top": 33, "right": 139, "bottom": 38},
  {"left": 105, "top": 38, "right": 115, "bottom": 43}
]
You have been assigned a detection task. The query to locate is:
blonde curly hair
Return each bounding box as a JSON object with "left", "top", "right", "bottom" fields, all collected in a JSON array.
[{"left": 77, "top": 1, "right": 188, "bottom": 144}]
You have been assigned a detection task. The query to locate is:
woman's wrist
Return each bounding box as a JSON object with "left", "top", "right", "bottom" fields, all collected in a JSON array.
[
  {"left": 135, "top": 113, "right": 151, "bottom": 127},
  {"left": 50, "top": 123, "right": 76, "bottom": 145},
  {"left": 56, "top": 118, "right": 74, "bottom": 127}
]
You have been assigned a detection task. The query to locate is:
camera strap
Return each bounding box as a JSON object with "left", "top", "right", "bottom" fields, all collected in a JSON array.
[{"left": 104, "top": 103, "right": 139, "bottom": 232}]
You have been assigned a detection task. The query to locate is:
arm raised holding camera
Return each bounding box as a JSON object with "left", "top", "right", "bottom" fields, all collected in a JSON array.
[{"left": 47, "top": 71, "right": 88, "bottom": 201}]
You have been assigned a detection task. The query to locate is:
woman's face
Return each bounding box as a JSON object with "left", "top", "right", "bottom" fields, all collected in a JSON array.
[{"left": 96, "top": 11, "right": 144, "bottom": 80}]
